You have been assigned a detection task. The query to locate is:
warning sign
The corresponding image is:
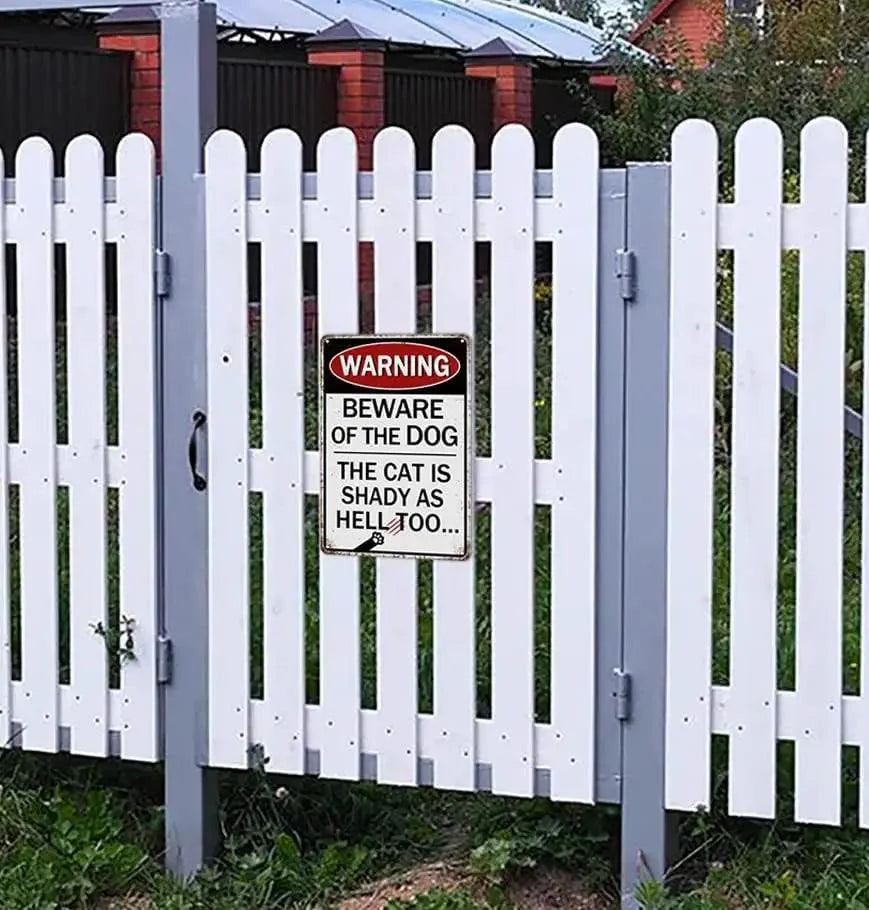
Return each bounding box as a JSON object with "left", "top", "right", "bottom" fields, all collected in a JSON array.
[{"left": 320, "top": 335, "right": 471, "bottom": 559}]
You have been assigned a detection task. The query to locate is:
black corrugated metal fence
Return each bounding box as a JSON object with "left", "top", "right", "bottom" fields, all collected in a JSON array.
[
  {"left": 218, "top": 58, "right": 339, "bottom": 171},
  {"left": 0, "top": 44, "right": 130, "bottom": 175},
  {"left": 385, "top": 69, "right": 493, "bottom": 169}
]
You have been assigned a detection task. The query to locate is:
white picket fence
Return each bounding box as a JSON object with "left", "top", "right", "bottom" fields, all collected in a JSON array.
[
  {"left": 5, "top": 116, "right": 869, "bottom": 833},
  {"left": 0, "top": 135, "right": 159, "bottom": 761},
  {"left": 203, "top": 124, "right": 600, "bottom": 799},
  {"left": 666, "top": 117, "right": 869, "bottom": 826}
]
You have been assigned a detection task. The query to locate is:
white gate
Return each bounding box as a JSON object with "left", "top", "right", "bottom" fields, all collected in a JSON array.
[
  {"left": 0, "top": 135, "right": 159, "bottom": 760},
  {"left": 202, "top": 124, "right": 601, "bottom": 800}
]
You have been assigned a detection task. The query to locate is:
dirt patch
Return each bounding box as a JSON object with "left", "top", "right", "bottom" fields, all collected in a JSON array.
[
  {"left": 335, "top": 864, "right": 615, "bottom": 909},
  {"left": 335, "top": 861, "right": 474, "bottom": 908},
  {"left": 506, "top": 868, "right": 615, "bottom": 909},
  {"left": 94, "top": 897, "right": 153, "bottom": 910}
]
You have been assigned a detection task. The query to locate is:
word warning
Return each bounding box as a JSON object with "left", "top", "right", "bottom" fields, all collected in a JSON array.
[{"left": 321, "top": 335, "right": 471, "bottom": 559}]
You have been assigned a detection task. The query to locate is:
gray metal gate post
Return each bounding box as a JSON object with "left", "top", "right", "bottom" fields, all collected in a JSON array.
[
  {"left": 159, "top": 0, "right": 220, "bottom": 878},
  {"left": 594, "top": 170, "right": 628, "bottom": 804},
  {"left": 619, "top": 163, "right": 680, "bottom": 906}
]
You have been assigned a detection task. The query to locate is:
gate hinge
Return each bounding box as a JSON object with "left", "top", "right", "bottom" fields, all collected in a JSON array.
[
  {"left": 157, "top": 636, "right": 173, "bottom": 685},
  {"left": 615, "top": 249, "right": 636, "bottom": 302},
  {"left": 613, "top": 669, "right": 632, "bottom": 721},
  {"left": 155, "top": 250, "right": 171, "bottom": 298}
]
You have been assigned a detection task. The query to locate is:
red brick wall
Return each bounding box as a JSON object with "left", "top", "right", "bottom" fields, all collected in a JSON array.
[
  {"left": 98, "top": 31, "right": 161, "bottom": 153},
  {"left": 652, "top": 0, "right": 723, "bottom": 67},
  {"left": 465, "top": 62, "right": 533, "bottom": 130},
  {"left": 307, "top": 48, "right": 384, "bottom": 169},
  {"left": 590, "top": 0, "right": 723, "bottom": 98}
]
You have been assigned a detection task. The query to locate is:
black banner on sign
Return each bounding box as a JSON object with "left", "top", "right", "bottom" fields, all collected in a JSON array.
[{"left": 322, "top": 336, "right": 468, "bottom": 396}]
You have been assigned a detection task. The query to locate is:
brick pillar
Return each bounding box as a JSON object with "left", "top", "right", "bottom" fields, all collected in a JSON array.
[
  {"left": 465, "top": 58, "right": 533, "bottom": 131},
  {"left": 306, "top": 47, "right": 384, "bottom": 169},
  {"left": 308, "top": 32, "right": 384, "bottom": 329},
  {"left": 97, "top": 16, "right": 161, "bottom": 155}
]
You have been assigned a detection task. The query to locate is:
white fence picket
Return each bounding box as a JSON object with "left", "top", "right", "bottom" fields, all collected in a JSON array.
[
  {"left": 372, "top": 128, "right": 418, "bottom": 786},
  {"left": 0, "top": 150, "right": 9, "bottom": 746},
  {"left": 430, "top": 126, "right": 476, "bottom": 792},
  {"left": 727, "top": 119, "right": 782, "bottom": 819},
  {"left": 489, "top": 125, "right": 536, "bottom": 797},
  {"left": 549, "top": 124, "right": 598, "bottom": 802},
  {"left": 665, "top": 120, "right": 718, "bottom": 812},
  {"left": 205, "top": 130, "right": 250, "bottom": 769},
  {"left": 317, "top": 128, "right": 361, "bottom": 780},
  {"left": 862, "top": 125, "right": 869, "bottom": 830},
  {"left": 15, "top": 137, "right": 58, "bottom": 753},
  {"left": 259, "top": 130, "right": 306, "bottom": 774},
  {"left": 65, "top": 136, "right": 109, "bottom": 757},
  {"left": 793, "top": 118, "right": 847, "bottom": 826},
  {"left": 116, "top": 135, "right": 158, "bottom": 761}
]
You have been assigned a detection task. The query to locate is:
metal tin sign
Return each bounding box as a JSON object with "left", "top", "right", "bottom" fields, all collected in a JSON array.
[{"left": 320, "top": 334, "right": 471, "bottom": 559}]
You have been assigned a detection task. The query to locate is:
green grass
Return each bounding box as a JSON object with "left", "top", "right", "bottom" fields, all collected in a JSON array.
[{"left": 7, "top": 745, "right": 869, "bottom": 908}]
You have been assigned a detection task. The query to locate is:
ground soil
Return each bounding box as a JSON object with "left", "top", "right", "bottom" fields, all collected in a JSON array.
[{"left": 335, "top": 863, "right": 615, "bottom": 909}]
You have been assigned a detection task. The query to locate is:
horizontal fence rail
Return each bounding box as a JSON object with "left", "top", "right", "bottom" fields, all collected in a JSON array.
[
  {"left": 221, "top": 172, "right": 869, "bottom": 243},
  {"left": 665, "top": 116, "right": 869, "bottom": 828},
  {"left": 0, "top": 134, "right": 159, "bottom": 761},
  {"left": 203, "top": 124, "right": 600, "bottom": 801}
]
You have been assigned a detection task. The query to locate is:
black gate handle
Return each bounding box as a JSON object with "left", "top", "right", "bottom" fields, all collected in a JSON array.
[{"left": 188, "top": 410, "right": 207, "bottom": 492}]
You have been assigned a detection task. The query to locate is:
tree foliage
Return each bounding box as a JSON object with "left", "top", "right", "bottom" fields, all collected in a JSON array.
[
  {"left": 531, "top": 0, "right": 606, "bottom": 28},
  {"left": 585, "top": 0, "right": 869, "bottom": 182}
]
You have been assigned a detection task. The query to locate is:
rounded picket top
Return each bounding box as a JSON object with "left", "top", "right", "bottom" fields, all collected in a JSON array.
[
  {"left": 65, "top": 133, "right": 104, "bottom": 179},
  {"left": 734, "top": 119, "right": 782, "bottom": 201},
  {"left": 800, "top": 116, "right": 848, "bottom": 177},
  {"left": 799, "top": 116, "right": 847, "bottom": 217},
  {"left": 432, "top": 123, "right": 475, "bottom": 167},
  {"left": 735, "top": 117, "right": 782, "bottom": 160},
  {"left": 492, "top": 121, "right": 533, "bottom": 149},
  {"left": 205, "top": 128, "right": 247, "bottom": 174},
  {"left": 801, "top": 114, "right": 847, "bottom": 142},
  {"left": 492, "top": 121, "right": 534, "bottom": 172},
  {"left": 553, "top": 122, "right": 598, "bottom": 172},
  {"left": 317, "top": 126, "right": 358, "bottom": 172},
  {"left": 260, "top": 128, "right": 303, "bottom": 174},
  {"left": 671, "top": 118, "right": 718, "bottom": 163},
  {"left": 116, "top": 132, "right": 155, "bottom": 179},
  {"left": 15, "top": 134, "right": 53, "bottom": 181},
  {"left": 735, "top": 116, "right": 782, "bottom": 146},
  {"left": 373, "top": 125, "right": 415, "bottom": 169}
]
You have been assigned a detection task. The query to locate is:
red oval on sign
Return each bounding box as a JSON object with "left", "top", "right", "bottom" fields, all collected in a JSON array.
[{"left": 329, "top": 341, "right": 461, "bottom": 391}]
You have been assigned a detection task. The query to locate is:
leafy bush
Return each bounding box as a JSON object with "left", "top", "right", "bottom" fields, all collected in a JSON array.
[{"left": 586, "top": 0, "right": 869, "bottom": 184}]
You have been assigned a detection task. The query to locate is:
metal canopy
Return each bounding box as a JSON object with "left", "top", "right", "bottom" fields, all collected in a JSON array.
[{"left": 97, "top": 0, "right": 625, "bottom": 63}]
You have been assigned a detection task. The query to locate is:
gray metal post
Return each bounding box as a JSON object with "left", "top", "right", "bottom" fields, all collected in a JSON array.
[
  {"left": 159, "top": 0, "right": 219, "bottom": 878},
  {"left": 620, "top": 163, "right": 680, "bottom": 906},
  {"left": 594, "top": 170, "right": 628, "bottom": 805}
]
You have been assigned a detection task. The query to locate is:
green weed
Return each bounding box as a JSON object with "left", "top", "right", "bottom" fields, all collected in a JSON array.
[{"left": 0, "top": 781, "right": 149, "bottom": 909}]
